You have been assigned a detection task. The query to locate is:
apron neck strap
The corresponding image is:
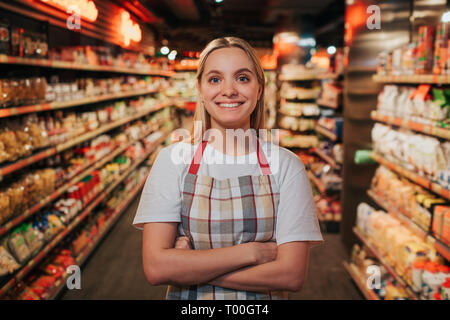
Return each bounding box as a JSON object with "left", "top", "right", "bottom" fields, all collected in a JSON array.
[{"left": 187, "top": 135, "right": 272, "bottom": 175}]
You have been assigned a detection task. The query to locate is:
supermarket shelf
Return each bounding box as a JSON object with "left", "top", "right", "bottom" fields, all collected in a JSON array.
[
  {"left": 315, "top": 125, "right": 338, "bottom": 141},
  {"left": 0, "top": 88, "right": 160, "bottom": 119},
  {"left": 316, "top": 99, "right": 339, "bottom": 109},
  {"left": 312, "top": 148, "right": 341, "bottom": 169},
  {"left": 46, "top": 175, "right": 148, "bottom": 300},
  {"left": 306, "top": 170, "right": 326, "bottom": 194},
  {"left": 278, "top": 109, "right": 320, "bottom": 118},
  {"left": 0, "top": 54, "right": 175, "bottom": 77},
  {"left": 353, "top": 227, "right": 418, "bottom": 300},
  {"left": 371, "top": 111, "right": 450, "bottom": 140},
  {"left": 343, "top": 261, "right": 380, "bottom": 300},
  {"left": 279, "top": 73, "right": 338, "bottom": 81},
  {"left": 367, "top": 190, "right": 450, "bottom": 262},
  {"left": 371, "top": 152, "right": 450, "bottom": 201},
  {"left": 347, "top": 88, "right": 380, "bottom": 95},
  {"left": 0, "top": 117, "right": 169, "bottom": 237},
  {"left": 280, "top": 95, "right": 320, "bottom": 101},
  {"left": 373, "top": 74, "right": 450, "bottom": 84},
  {"left": 0, "top": 101, "right": 171, "bottom": 179},
  {"left": 0, "top": 130, "right": 170, "bottom": 298}
]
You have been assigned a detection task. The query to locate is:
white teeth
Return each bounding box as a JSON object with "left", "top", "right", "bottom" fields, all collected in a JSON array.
[{"left": 219, "top": 102, "right": 242, "bottom": 108}]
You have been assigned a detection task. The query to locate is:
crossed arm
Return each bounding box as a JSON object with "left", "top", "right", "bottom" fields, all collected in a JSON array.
[{"left": 142, "top": 222, "right": 310, "bottom": 292}]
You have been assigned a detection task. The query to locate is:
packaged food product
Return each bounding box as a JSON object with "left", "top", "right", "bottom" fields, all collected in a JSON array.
[
  {"left": 53, "top": 254, "right": 75, "bottom": 269},
  {"left": 42, "top": 264, "right": 65, "bottom": 279},
  {"left": 7, "top": 229, "right": 32, "bottom": 263},
  {"left": 0, "top": 191, "right": 11, "bottom": 225},
  {"left": 30, "top": 275, "right": 55, "bottom": 299},
  {"left": 0, "top": 127, "right": 19, "bottom": 162},
  {"left": 442, "top": 277, "right": 450, "bottom": 300},
  {"left": 17, "top": 286, "right": 40, "bottom": 300},
  {"left": 0, "top": 245, "right": 20, "bottom": 276},
  {"left": 412, "top": 260, "right": 425, "bottom": 292},
  {"left": 421, "top": 262, "right": 441, "bottom": 299},
  {"left": 22, "top": 223, "right": 44, "bottom": 253}
]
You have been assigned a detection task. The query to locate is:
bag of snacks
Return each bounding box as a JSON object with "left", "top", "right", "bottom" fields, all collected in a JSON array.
[
  {"left": 7, "top": 229, "right": 32, "bottom": 264},
  {"left": 0, "top": 191, "right": 11, "bottom": 225},
  {"left": 6, "top": 183, "right": 25, "bottom": 218},
  {"left": 0, "top": 245, "right": 21, "bottom": 276},
  {"left": 0, "top": 126, "right": 19, "bottom": 161},
  {"left": 22, "top": 223, "right": 45, "bottom": 253}
]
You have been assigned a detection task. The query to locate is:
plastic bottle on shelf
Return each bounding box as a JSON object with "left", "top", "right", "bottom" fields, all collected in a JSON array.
[
  {"left": 412, "top": 260, "right": 426, "bottom": 292},
  {"left": 422, "top": 262, "right": 442, "bottom": 300}
]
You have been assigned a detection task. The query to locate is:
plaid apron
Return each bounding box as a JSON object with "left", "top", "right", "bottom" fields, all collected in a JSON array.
[{"left": 166, "top": 137, "right": 286, "bottom": 300}]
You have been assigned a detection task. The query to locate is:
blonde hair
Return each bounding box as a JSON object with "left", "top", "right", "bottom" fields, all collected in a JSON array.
[{"left": 190, "top": 37, "right": 266, "bottom": 144}]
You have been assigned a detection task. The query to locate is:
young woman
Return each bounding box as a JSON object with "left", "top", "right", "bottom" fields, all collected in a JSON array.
[{"left": 133, "top": 37, "right": 323, "bottom": 300}]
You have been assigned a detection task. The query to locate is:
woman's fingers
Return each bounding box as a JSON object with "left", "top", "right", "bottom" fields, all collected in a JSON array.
[{"left": 174, "top": 236, "right": 192, "bottom": 249}]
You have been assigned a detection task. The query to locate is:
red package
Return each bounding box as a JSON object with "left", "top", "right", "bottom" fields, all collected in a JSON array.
[
  {"left": 53, "top": 254, "right": 75, "bottom": 269},
  {"left": 43, "top": 264, "right": 65, "bottom": 279}
]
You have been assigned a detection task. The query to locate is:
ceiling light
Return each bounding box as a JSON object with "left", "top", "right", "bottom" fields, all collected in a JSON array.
[
  {"left": 327, "top": 46, "right": 337, "bottom": 55},
  {"left": 160, "top": 46, "right": 169, "bottom": 55},
  {"left": 215, "top": 0, "right": 224, "bottom": 3}
]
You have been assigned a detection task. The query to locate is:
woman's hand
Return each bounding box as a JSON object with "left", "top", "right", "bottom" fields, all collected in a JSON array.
[
  {"left": 174, "top": 236, "right": 192, "bottom": 250},
  {"left": 251, "top": 241, "right": 278, "bottom": 265}
]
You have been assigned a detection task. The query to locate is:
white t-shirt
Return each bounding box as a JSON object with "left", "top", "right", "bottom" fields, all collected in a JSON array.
[{"left": 133, "top": 141, "right": 324, "bottom": 246}]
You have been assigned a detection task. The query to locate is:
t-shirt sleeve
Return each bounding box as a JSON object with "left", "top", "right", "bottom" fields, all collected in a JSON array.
[
  {"left": 275, "top": 162, "right": 324, "bottom": 247},
  {"left": 132, "top": 146, "right": 182, "bottom": 230}
]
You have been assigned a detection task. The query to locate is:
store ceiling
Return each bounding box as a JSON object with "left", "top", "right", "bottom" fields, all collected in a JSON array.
[{"left": 141, "top": 0, "right": 338, "bottom": 50}]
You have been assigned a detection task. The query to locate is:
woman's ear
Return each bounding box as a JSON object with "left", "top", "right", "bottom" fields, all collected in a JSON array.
[{"left": 258, "top": 84, "right": 263, "bottom": 100}]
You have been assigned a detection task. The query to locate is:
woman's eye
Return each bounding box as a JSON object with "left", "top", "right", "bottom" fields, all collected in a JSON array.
[
  {"left": 209, "top": 77, "right": 220, "bottom": 83},
  {"left": 238, "top": 75, "right": 249, "bottom": 82}
]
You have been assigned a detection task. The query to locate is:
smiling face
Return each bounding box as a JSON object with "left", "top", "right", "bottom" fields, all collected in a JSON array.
[{"left": 198, "top": 47, "right": 262, "bottom": 132}]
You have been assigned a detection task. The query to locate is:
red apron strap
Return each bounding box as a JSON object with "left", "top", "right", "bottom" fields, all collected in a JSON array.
[
  {"left": 255, "top": 137, "right": 272, "bottom": 175},
  {"left": 188, "top": 140, "right": 208, "bottom": 175}
]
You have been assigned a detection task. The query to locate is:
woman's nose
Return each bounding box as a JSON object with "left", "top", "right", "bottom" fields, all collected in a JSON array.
[{"left": 221, "top": 80, "right": 238, "bottom": 97}]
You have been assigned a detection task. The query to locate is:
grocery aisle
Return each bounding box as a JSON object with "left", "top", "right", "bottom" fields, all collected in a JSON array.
[{"left": 61, "top": 196, "right": 363, "bottom": 300}]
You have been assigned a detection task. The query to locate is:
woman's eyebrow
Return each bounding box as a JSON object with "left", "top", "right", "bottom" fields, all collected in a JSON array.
[
  {"left": 234, "top": 68, "right": 254, "bottom": 75},
  {"left": 204, "top": 68, "right": 254, "bottom": 77}
]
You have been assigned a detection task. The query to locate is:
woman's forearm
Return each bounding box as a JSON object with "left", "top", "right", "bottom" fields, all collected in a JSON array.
[
  {"left": 145, "top": 244, "right": 256, "bottom": 286},
  {"left": 207, "top": 242, "right": 310, "bottom": 292},
  {"left": 143, "top": 223, "right": 277, "bottom": 287}
]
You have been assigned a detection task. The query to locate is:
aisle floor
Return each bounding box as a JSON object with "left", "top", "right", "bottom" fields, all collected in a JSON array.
[{"left": 61, "top": 194, "right": 363, "bottom": 300}]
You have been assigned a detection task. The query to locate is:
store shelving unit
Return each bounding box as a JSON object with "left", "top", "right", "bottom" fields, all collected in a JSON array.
[
  {"left": 0, "top": 88, "right": 161, "bottom": 119},
  {"left": 0, "top": 115, "right": 169, "bottom": 237},
  {"left": 367, "top": 190, "right": 450, "bottom": 262},
  {"left": 370, "top": 152, "right": 450, "bottom": 201},
  {"left": 279, "top": 73, "right": 338, "bottom": 81},
  {"left": 46, "top": 162, "right": 153, "bottom": 300},
  {"left": 0, "top": 129, "right": 171, "bottom": 298},
  {"left": 0, "top": 102, "right": 171, "bottom": 180},
  {"left": 315, "top": 124, "right": 338, "bottom": 141},
  {"left": 312, "top": 148, "right": 341, "bottom": 169},
  {"left": 342, "top": 261, "right": 380, "bottom": 300},
  {"left": 371, "top": 111, "right": 450, "bottom": 140},
  {"left": 373, "top": 74, "right": 450, "bottom": 84},
  {"left": 316, "top": 98, "right": 339, "bottom": 109},
  {"left": 306, "top": 170, "right": 326, "bottom": 194},
  {"left": 0, "top": 54, "right": 175, "bottom": 77},
  {"left": 352, "top": 227, "right": 419, "bottom": 300}
]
